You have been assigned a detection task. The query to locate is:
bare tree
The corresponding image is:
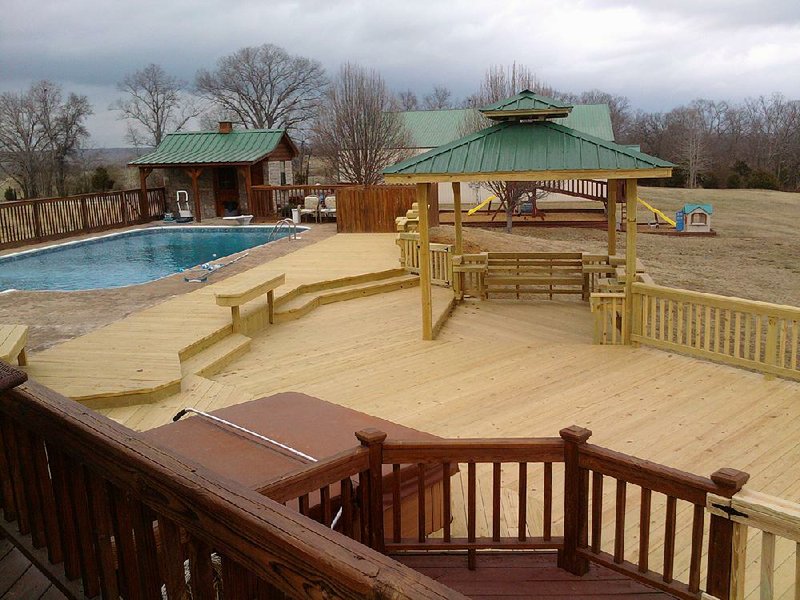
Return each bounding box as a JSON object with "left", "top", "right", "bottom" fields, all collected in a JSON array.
[
  {"left": 196, "top": 44, "right": 326, "bottom": 131},
  {"left": 112, "top": 63, "right": 199, "bottom": 148},
  {"left": 423, "top": 85, "right": 453, "bottom": 110},
  {"left": 397, "top": 90, "right": 419, "bottom": 111},
  {"left": 459, "top": 64, "right": 550, "bottom": 232},
  {"left": 313, "top": 63, "right": 410, "bottom": 185},
  {"left": 0, "top": 81, "right": 91, "bottom": 198}
]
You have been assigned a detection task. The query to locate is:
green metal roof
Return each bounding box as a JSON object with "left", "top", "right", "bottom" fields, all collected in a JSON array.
[
  {"left": 397, "top": 104, "right": 615, "bottom": 149},
  {"left": 129, "top": 129, "right": 290, "bottom": 166},
  {"left": 383, "top": 120, "right": 674, "bottom": 179},
  {"left": 479, "top": 89, "right": 572, "bottom": 117}
]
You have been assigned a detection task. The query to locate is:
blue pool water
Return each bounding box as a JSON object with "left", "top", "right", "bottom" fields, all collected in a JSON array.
[{"left": 0, "top": 226, "right": 305, "bottom": 291}]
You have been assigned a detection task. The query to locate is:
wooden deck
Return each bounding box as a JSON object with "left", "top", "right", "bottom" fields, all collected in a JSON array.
[
  {"left": 0, "top": 536, "right": 66, "bottom": 600},
  {"left": 21, "top": 232, "right": 800, "bottom": 599},
  {"left": 394, "top": 553, "right": 672, "bottom": 598},
  {"left": 23, "top": 234, "right": 402, "bottom": 406}
]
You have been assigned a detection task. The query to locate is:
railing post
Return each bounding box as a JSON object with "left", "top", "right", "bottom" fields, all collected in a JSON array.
[
  {"left": 707, "top": 468, "right": 750, "bottom": 600},
  {"left": 356, "top": 428, "right": 386, "bottom": 553},
  {"left": 560, "top": 425, "right": 592, "bottom": 575},
  {"left": 631, "top": 285, "right": 643, "bottom": 347},
  {"left": 32, "top": 201, "right": 43, "bottom": 239},
  {"left": 80, "top": 197, "right": 90, "bottom": 232},
  {"left": 764, "top": 316, "right": 778, "bottom": 380}
]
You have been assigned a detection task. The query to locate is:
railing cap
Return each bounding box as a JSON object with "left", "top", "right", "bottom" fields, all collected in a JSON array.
[
  {"left": 0, "top": 361, "right": 27, "bottom": 392},
  {"left": 356, "top": 428, "right": 387, "bottom": 445},
  {"left": 560, "top": 425, "right": 592, "bottom": 444},
  {"left": 711, "top": 468, "right": 750, "bottom": 493}
]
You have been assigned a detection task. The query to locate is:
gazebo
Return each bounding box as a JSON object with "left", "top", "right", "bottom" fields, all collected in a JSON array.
[{"left": 383, "top": 90, "right": 674, "bottom": 341}]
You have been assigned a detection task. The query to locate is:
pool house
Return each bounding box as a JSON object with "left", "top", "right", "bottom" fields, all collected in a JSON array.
[{"left": 130, "top": 122, "right": 298, "bottom": 222}]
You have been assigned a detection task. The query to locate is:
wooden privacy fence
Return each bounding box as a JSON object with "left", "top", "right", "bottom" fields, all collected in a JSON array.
[
  {"left": 0, "top": 188, "right": 166, "bottom": 250},
  {"left": 0, "top": 365, "right": 462, "bottom": 600},
  {"left": 337, "top": 185, "right": 416, "bottom": 233}
]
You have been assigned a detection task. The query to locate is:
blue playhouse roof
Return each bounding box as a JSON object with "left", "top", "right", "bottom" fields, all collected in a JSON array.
[{"left": 683, "top": 203, "right": 713, "bottom": 214}]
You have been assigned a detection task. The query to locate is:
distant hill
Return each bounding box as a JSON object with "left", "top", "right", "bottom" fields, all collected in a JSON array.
[{"left": 79, "top": 147, "right": 154, "bottom": 166}]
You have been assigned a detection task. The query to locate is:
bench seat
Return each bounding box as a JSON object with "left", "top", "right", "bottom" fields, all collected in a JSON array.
[
  {"left": 215, "top": 273, "right": 286, "bottom": 332},
  {"left": 0, "top": 324, "right": 28, "bottom": 366}
]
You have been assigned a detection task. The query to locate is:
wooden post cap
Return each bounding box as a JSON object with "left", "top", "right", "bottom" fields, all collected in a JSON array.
[
  {"left": 355, "top": 429, "right": 387, "bottom": 445},
  {"left": 711, "top": 468, "right": 750, "bottom": 493},
  {"left": 559, "top": 425, "right": 592, "bottom": 443},
  {"left": 0, "top": 361, "right": 27, "bottom": 392}
]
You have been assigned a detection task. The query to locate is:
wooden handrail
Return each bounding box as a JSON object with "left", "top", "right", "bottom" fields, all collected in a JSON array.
[
  {"left": 382, "top": 438, "right": 564, "bottom": 463},
  {"left": 0, "top": 370, "right": 465, "bottom": 600}
]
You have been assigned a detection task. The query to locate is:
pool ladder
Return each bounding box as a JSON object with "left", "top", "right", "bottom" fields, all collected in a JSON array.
[{"left": 267, "top": 219, "right": 298, "bottom": 242}]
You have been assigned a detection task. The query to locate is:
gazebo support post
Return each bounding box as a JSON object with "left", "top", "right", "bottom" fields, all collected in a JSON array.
[
  {"left": 607, "top": 180, "right": 617, "bottom": 256},
  {"left": 417, "top": 183, "right": 433, "bottom": 340},
  {"left": 186, "top": 168, "right": 203, "bottom": 223},
  {"left": 623, "top": 178, "right": 638, "bottom": 344},
  {"left": 452, "top": 182, "right": 463, "bottom": 300}
]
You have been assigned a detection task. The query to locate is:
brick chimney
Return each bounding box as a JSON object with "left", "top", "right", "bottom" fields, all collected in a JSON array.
[{"left": 218, "top": 121, "right": 233, "bottom": 134}]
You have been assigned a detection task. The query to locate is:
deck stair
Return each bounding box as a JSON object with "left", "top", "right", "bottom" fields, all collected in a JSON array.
[
  {"left": 273, "top": 268, "right": 419, "bottom": 323},
  {"left": 179, "top": 332, "right": 252, "bottom": 378}
]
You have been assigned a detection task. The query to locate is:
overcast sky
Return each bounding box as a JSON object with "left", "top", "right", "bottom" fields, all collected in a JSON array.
[{"left": 2, "top": 0, "right": 799, "bottom": 147}]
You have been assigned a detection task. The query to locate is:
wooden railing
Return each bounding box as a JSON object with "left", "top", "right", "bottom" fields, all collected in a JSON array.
[
  {"left": 250, "top": 184, "right": 348, "bottom": 219},
  {"left": 0, "top": 188, "right": 166, "bottom": 249},
  {"left": 380, "top": 437, "right": 566, "bottom": 567},
  {"left": 453, "top": 253, "right": 488, "bottom": 299},
  {"left": 397, "top": 233, "right": 453, "bottom": 287},
  {"left": 631, "top": 283, "right": 800, "bottom": 380},
  {"left": 0, "top": 365, "right": 464, "bottom": 600},
  {"left": 708, "top": 489, "right": 800, "bottom": 600},
  {"left": 590, "top": 292, "right": 626, "bottom": 344},
  {"left": 568, "top": 428, "right": 750, "bottom": 600},
  {"left": 536, "top": 179, "right": 608, "bottom": 202}
]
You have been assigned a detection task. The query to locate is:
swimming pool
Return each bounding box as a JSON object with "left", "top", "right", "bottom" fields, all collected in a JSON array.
[{"left": 0, "top": 226, "right": 306, "bottom": 292}]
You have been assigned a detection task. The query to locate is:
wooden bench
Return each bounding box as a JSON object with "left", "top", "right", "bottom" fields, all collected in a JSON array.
[
  {"left": 215, "top": 273, "right": 285, "bottom": 332},
  {"left": 0, "top": 324, "right": 28, "bottom": 366}
]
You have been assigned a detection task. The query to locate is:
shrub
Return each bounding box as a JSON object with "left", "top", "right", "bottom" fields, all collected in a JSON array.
[
  {"left": 726, "top": 173, "right": 742, "bottom": 189},
  {"left": 3, "top": 187, "right": 17, "bottom": 201},
  {"left": 747, "top": 170, "right": 779, "bottom": 190}
]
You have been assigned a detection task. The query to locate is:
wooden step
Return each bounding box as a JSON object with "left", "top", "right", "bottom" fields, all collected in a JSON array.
[
  {"left": 273, "top": 268, "right": 408, "bottom": 309},
  {"left": 178, "top": 323, "right": 234, "bottom": 362},
  {"left": 274, "top": 275, "right": 419, "bottom": 323},
  {"left": 180, "top": 333, "right": 252, "bottom": 378}
]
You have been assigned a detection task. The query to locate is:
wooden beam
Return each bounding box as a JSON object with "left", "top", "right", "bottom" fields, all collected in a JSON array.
[
  {"left": 417, "top": 183, "right": 433, "bottom": 341},
  {"left": 452, "top": 183, "right": 463, "bottom": 255},
  {"left": 384, "top": 168, "right": 673, "bottom": 185},
  {"left": 607, "top": 180, "right": 617, "bottom": 256},
  {"left": 623, "top": 179, "right": 637, "bottom": 344},
  {"left": 186, "top": 168, "right": 203, "bottom": 223},
  {"left": 239, "top": 167, "right": 253, "bottom": 214},
  {"left": 138, "top": 168, "right": 152, "bottom": 222}
]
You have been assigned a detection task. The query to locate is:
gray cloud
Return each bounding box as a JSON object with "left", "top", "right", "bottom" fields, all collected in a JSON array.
[{"left": 2, "top": 0, "right": 800, "bottom": 146}]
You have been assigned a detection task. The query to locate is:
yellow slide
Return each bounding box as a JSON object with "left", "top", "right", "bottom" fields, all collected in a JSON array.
[
  {"left": 638, "top": 197, "right": 676, "bottom": 227},
  {"left": 467, "top": 195, "right": 497, "bottom": 216}
]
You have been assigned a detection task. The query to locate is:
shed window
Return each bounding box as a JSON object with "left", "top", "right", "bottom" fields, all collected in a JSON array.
[{"left": 690, "top": 212, "right": 707, "bottom": 225}]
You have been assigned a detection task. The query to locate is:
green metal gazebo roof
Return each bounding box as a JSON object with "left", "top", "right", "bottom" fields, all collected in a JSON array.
[
  {"left": 479, "top": 89, "right": 572, "bottom": 119},
  {"left": 398, "top": 104, "right": 615, "bottom": 149},
  {"left": 383, "top": 120, "right": 674, "bottom": 182},
  {"left": 130, "top": 129, "right": 292, "bottom": 167}
]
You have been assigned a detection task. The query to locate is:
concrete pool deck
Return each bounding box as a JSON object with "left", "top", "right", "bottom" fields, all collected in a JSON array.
[{"left": 21, "top": 233, "right": 412, "bottom": 406}]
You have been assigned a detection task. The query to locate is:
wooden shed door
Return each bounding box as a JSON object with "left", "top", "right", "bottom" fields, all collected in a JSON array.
[{"left": 215, "top": 167, "right": 240, "bottom": 216}]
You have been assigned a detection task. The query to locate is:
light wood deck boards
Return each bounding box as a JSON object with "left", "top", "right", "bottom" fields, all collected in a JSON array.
[
  {"left": 23, "top": 234, "right": 399, "bottom": 404},
  {"left": 104, "top": 289, "right": 800, "bottom": 600}
]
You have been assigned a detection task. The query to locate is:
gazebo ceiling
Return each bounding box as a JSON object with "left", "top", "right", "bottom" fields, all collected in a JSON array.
[{"left": 383, "top": 119, "right": 675, "bottom": 183}]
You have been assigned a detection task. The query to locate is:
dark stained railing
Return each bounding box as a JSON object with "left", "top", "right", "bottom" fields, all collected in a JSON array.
[
  {"left": 0, "top": 188, "right": 166, "bottom": 250},
  {"left": 250, "top": 184, "right": 349, "bottom": 220},
  {"left": 0, "top": 362, "right": 750, "bottom": 600},
  {"left": 0, "top": 364, "right": 464, "bottom": 600}
]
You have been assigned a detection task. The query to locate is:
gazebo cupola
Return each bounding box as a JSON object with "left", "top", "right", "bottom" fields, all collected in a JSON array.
[
  {"left": 383, "top": 89, "right": 675, "bottom": 341},
  {"left": 478, "top": 89, "right": 573, "bottom": 121}
]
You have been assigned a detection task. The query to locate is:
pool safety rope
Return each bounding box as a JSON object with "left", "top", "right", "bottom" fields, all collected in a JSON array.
[{"left": 173, "top": 407, "right": 345, "bottom": 529}]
